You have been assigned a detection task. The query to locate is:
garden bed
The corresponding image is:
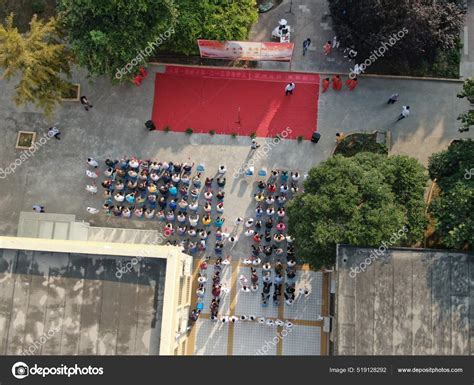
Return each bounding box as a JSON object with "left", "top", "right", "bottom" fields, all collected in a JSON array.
[{"left": 333, "top": 132, "right": 388, "bottom": 157}]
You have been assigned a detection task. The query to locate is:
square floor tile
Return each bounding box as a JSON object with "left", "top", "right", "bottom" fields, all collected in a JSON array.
[
  {"left": 233, "top": 321, "right": 278, "bottom": 356},
  {"left": 282, "top": 325, "right": 321, "bottom": 355},
  {"left": 194, "top": 319, "right": 228, "bottom": 355}
]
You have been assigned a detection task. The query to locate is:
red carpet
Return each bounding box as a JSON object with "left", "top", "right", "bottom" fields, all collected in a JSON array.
[{"left": 151, "top": 65, "right": 320, "bottom": 139}]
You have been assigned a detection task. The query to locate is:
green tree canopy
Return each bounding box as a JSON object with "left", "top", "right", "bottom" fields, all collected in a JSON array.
[
  {"left": 287, "top": 153, "right": 428, "bottom": 269},
  {"left": 327, "top": 0, "right": 465, "bottom": 71},
  {"left": 457, "top": 78, "right": 474, "bottom": 132},
  {"left": 59, "top": 0, "right": 178, "bottom": 80},
  {"left": 162, "top": 0, "right": 258, "bottom": 55},
  {"left": 428, "top": 139, "right": 474, "bottom": 250},
  {"left": 0, "top": 13, "right": 73, "bottom": 117}
]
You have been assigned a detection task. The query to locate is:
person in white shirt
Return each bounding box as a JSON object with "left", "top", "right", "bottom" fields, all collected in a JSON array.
[
  {"left": 285, "top": 82, "right": 296, "bottom": 96},
  {"left": 397, "top": 105, "right": 410, "bottom": 121},
  {"left": 87, "top": 157, "right": 98, "bottom": 168},
  {"left": 32, "top": 205, "right": 45, "bottom": 213},
  {"left": 85, "top": 184, "right": 97, "bottom": 194},
  {"left": 86, "top": 169, "right": 98, "bottom": 178}
]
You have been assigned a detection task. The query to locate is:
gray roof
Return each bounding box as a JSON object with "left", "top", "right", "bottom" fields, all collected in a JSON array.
[
  {"left": 335, "top": 245, "right": 474, "bottom": 355},
  {"left": 0, "top": 248, "right": 166, "bottom": 355}
]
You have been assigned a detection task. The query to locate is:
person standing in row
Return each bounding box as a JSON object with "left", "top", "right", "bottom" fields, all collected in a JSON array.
[
  {"left": 285, "top": 82, "right": 296, "bottom": 96},
  {"left": 322, "top": 78, "right": 330, "bottom": 93},
  {"left": 397, "top": 105, "right": 410, "bottom": 121},
  {"left": 346, "top": 77, "right": 358, "bottom": 91},
  {"left": 332, "top": 75, "right": 342, "bottom": 91},
  {"left": 87, "top": 157, "right": 98, "bottom": 168},
  {"left": 302, "top": 38, "right": 311, "bottom": 56}
]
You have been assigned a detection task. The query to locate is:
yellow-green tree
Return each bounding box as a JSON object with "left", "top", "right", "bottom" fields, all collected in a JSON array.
[{"left": 0, "top": 14, "right": 73, "bottom": 117}]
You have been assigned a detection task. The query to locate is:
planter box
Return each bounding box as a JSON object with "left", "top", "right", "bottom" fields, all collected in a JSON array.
[
  {"left": 61, "top": 83, "right": 80, "bottom": 102},
  {"left": 16, "top": 131, "right": 37, "bottom": 150}
]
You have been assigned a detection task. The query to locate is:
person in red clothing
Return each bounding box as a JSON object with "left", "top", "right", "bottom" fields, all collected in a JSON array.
[
  {"left": 346, "top": 77, "right": 358, "bottom": 91},
  {"left": 332, "top": 75, "right": 342, "bottom": 91},
  {"left": 134, "top": 74, "right": 143, "bottom": 86},
  {"left": 322, "top": 77, "right": 330, "bottom": 93},
  {"left": 323, "top": 41, "right": 332, "bottom": 55},
  {"left": 139, "top": 67, "right": 148, "bottom": 78}
]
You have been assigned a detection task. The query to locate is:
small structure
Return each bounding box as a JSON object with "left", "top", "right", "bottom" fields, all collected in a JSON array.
[{"left": 15, "top": 131, "right": 36, "bottom": 150}]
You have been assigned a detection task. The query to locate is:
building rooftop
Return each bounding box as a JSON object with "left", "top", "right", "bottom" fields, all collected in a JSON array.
[
  {"left": 335, "top": 245, "right": 474, "bottom": 355},
  {"left": 0, "top": 246, "right": 166, "bottom": 355}
]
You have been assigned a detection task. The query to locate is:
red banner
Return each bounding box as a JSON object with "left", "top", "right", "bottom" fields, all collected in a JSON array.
[{"left": 197, "top": 40, "right": 294, "bottom": 61}]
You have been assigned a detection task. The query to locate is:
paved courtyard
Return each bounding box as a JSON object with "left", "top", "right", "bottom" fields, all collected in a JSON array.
[{"left": 190, "top": 263, "right": 327, "bottom": 356}]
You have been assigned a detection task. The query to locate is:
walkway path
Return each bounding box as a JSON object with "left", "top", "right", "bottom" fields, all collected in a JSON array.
[{"left": 461, "top": 0, "right": 474, "bottom": 78}]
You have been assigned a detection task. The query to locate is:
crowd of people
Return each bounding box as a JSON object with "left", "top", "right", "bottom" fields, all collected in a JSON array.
[
  {"left": 190, "top": 168, "right": 309, "bottom": 324},
  {"left": 86, "top": 156, "right": 308, "bottom": 324}
]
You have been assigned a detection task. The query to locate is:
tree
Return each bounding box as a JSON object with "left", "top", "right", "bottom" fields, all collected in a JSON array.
[
  {"left": 0, "top": 14, "right": 73, "bottom": 117},
  {"left": 428, "top": 139, "right": 474, "bottom": 250},
  {"left": 58, "top": 0, "right": 178, "bottom": 80},
  {"left": 457, "top": 78, "right": 474, "bottom": 132},
  {"left": 429, "top": 183, "right": 473, "bottom": 250},
  {"left": 287, "top": 153, "right": 428, "bottom": 269},
  {"left": 327, "top": 0, "right": 465, "bottom": 71},
  {"left": 162, "top": 0, "right": 258, "bottom": 55}
]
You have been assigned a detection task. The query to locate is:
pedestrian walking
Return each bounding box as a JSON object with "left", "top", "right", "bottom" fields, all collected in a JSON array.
[
  {"left": 302, "top": 38, "right": 311, "bottom": 56},
  {"left": 48, "top": 126, "right": 61, "bottom": 140},
  {"left": 332, "top": 75, "right": 342, "bottom": 91},
  {"left": 323, "top": 41, "right": 332, "bottom": 55},
  {"left": 32, "top": 205, "right": 45, "bottom": 213},
  {"left": 80, "top": 96, "right": 93, "bottom": 111},
  {"left": 87, "top": 157, "right": 98, "bottom": 168},
  {"left": 285, "top": 82, "right": 296, "bottom": 96},
  {"left": 251, "top": 139, "right": 260, "bottom": 150},
  {"left": 397, "top": 105, "right": 410, "bottom": 121},
  {"left": 332, "top": 35, "right": 340, "bottom": 49},
  {"left": 322, "top": 78, "right": 330, "bottom": 93},
  {"left": 387, "top": 93, "right": 399, "bottom": 104}
]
